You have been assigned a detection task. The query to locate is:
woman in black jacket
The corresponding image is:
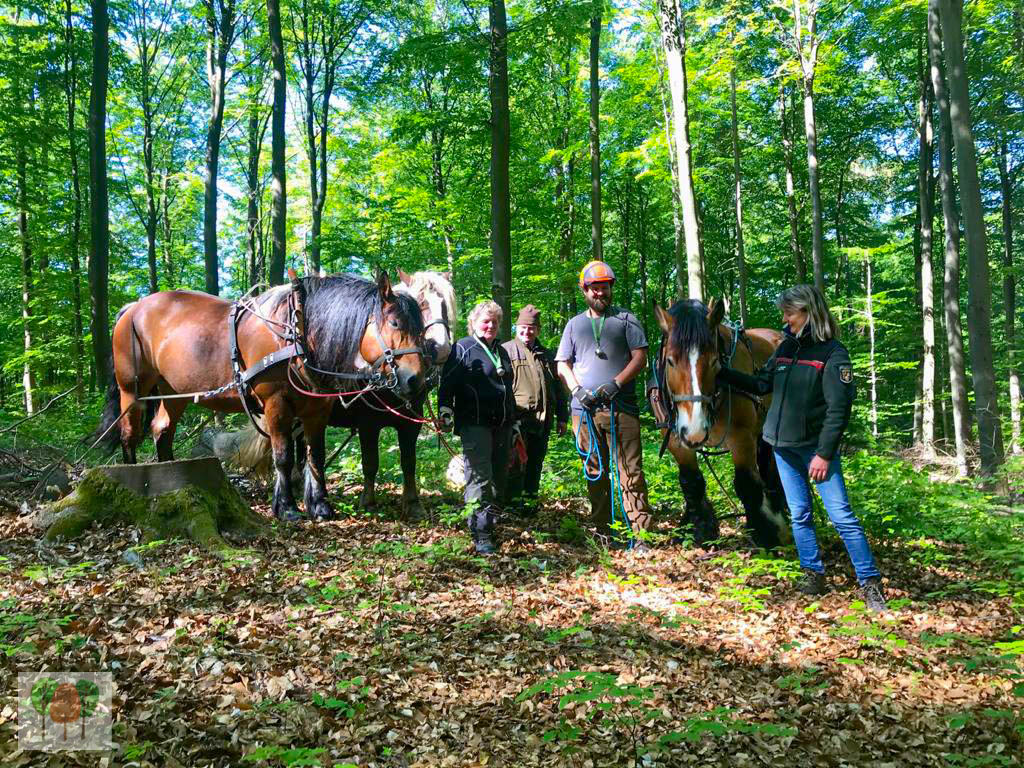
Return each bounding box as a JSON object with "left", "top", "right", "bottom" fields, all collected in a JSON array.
[
  {"left": 719, "top": 285, "right": 886, "bottom": 611},
  {"left": 438, "top": 300, "right": 515, "bottom": 554}
]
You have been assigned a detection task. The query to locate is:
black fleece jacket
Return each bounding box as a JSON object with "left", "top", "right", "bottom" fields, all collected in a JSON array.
[
  {"left": 438, "top": 336, "right": 515, "bottom": 431},
  {"left": 718, "top": 327, "right": 855, "bottom": 460}
]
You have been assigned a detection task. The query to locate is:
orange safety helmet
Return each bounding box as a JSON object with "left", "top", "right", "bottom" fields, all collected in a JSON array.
[{"left": 579, "top": 260, "right": 616, "bottom": 288}]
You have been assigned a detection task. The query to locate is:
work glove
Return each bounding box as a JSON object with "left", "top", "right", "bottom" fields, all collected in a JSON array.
[
  {"left": 573, "top": 386, "right": 600, "bottom": 411},
  {"left": 594, "top": 379, "right": 620, "bottom": 403},
  {"left": 438, "top": 406, "right": 454, "bottom": 432}
]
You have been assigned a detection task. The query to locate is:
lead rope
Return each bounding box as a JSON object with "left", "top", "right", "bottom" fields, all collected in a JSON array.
[
  {"left": 608, "top": 403, "right": 632, "bottom": 547},
  {"left": 573, "top": 404, "right": 632, "bottom": 548}
]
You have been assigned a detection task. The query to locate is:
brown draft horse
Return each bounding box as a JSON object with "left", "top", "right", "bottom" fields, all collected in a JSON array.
[
  {"left": 94, "top": 273, "right": 427, "bottom": 522},
  {"left": 270, "top": 269, "right": 457, "bottom": 516},
  {"left": 650, "top": 298, "right": 789, "bottom": 549}
]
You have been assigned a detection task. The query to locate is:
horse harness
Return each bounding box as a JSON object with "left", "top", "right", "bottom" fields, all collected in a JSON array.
[
  {"left": 651, "top": 321, "right": 763, "bottom": 455},
  {"left": 229, "top": 273, "right": 425, "bottom": 438}
]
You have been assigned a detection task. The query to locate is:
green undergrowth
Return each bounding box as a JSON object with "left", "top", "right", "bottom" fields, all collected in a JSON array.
[{"left": 845, "top": 453, "right": 1024, "bottom": 575}]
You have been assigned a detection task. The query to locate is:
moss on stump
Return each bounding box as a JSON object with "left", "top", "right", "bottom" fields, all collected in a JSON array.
[{"left": 43, "top": 458, "right": 269, "bottom": 552}]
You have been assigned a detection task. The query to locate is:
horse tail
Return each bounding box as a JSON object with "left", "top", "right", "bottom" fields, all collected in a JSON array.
[
  {"left": 90, "top": 360, "right": 124, "bottom": 455},
  {"left": 89, "top": 304, "right": 135, "bottom": 452},
  {"left": 90, "top": 302, "right": 159, "bottom": 455},
  {"left": 755, "top": 435, "right": 791, "bottom": 542}
]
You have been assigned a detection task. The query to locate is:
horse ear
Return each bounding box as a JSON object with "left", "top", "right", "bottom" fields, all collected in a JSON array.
[
  {"left": 653, "top": 302, "right": 673, "bottom": 335},
  {"left": 376, "top": 270, "right": 394, "bottom": 301},
  {"left": 442, "top": 270, "right": 453, "bottom": 284},
  {"left": 706, "top": 297, "right": 725, "bottom": 328},
  {"left": 397, "top": 268, "right": 413, "bottom": 286}
]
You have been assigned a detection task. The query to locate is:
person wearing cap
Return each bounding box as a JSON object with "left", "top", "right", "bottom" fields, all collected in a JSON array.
[
  {"left": 555, "top": 261, "right": 653, "bottom": 545},
  {"left": 438, "top": 300, "right": 515, "bottom": 554},
  {"left": 502, "top": 305, "right": 570, "bottom": 518}
]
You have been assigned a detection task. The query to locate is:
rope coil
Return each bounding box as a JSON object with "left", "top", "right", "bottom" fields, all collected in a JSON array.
[{"left": 573, "top": 403, "right": 632, "bottom": 547}]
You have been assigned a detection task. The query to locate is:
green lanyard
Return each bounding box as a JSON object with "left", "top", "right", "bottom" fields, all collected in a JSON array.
[
  {"left": 590, "top": 314, "right": 607, "bottom": 358},
  {"left": 474, "top": 336, "right": 505, "bottom": 376}
]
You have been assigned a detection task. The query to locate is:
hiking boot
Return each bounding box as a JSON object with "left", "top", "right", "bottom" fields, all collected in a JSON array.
[
  {"left": 796, "top": 568, "right": 827, "bottom": 596},
  {"left": 629, "top": 541, "right": 653, "bottom": 556},
  {"left": 472, "top": 534, "right": 497, "bottom": 555},
  {"left": 861, "top": 577, "right": 887, "bottom": 612}
]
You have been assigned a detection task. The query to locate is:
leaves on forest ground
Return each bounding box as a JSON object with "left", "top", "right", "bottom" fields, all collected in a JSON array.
[{"left": 0, "top": 474, "right": 1022, "bottom": 768}]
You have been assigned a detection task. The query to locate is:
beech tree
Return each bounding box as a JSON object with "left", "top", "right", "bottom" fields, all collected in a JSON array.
[{"left": 938, "top": 0, "right": 1004, "bottom": 474}]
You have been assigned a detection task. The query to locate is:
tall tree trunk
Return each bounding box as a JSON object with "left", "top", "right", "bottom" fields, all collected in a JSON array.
[
  {"left": 730, "top": 69, "right": 747, "bottom": 325},
  {"left": 657, "top": 0, "right": 702, "bottom": 299},
  {"left": 617, "top": 174, "right": 633, "bottom": 308},
  {"left": 555, "top": 44, "right": 576, "bottom": 325},
  {"left": 780, "top": 83, "right": 806, "bottom": 283},
  {"left": 793, "top": 0, "right": 824, "bottom": 291},
  {"left": 917, "top": 42, "right": 936, "bottom": 456},
  {"left": 296, "top": 3, "right": 346, "bottom": 275},
  {"left": 928, "top": 0, "right": 969, "bottom": 476},
  {"left": 589, "top": 5, "right": 602, "bottom": 260},
  {"left": 489, "top": 0, "right": 512, "bottom": 338},
  {"left": 144, "top": 107, "right": 159, "bottom": 293},
  {"left": 65, "top": 0, "right": 85, "bottom": 402},
  {"left": 18, "top": 147, "right": 36, "bottom": 414},
  {"left": 432, "top": 137, "right": 456, "bottom": 271},
  {"left": 638, "top": 189, "right": 650, "bottom": 331},
  {"left": 203, "top": 0, "right": 235, "bottom": 295},
  {"left": 938, "top": 0, "right": 1004, "bottom": 474},
  {"left": 1000, "top": 136, "right": 1021, "bottom": 454},
  {"left": 246, "top": 104, "right": 265, "bottom": 289},
  {"left": 801, "top": 80, "right": 824, "bottom": 292},
  {"left": 161, "top": 171, "right": 176, "bottom": 287},
  {"left": 834, "top": 159, "right": 850, "bottom": 297},
  {"left": 657, "top": 55, "right": 684, "bottom": 281},
  {"left": 88, "top": 0, "right": 111, "bottom": 388},
  {"left": 865, "top": 257, "right": 878, "bottom": 438},
  {"left": 303, "top": 26, "right": 321, "bottom": 274},
  {"left": 268, "top": 0, "right": 287, "bottom": 286}
]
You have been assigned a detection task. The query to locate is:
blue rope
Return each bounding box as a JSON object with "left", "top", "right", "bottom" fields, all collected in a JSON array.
[
  {"left": 574, "top": 404, "right": 633, "bottom": 547},
  {"left": 574, "top": 408, "right": 604, "bottom": 482},
  {"left": 608, "top": 403, "right": 631, "bottom": 546}
]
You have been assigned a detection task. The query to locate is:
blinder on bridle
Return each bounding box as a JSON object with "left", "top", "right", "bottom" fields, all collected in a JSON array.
[{"left": 419, "top": 298, "right": 451, "bottom": 364}]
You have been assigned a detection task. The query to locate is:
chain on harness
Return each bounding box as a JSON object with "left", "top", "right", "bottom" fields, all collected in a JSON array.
[{"left": 228, "top": 270, "right": 429, "bottom": 437}]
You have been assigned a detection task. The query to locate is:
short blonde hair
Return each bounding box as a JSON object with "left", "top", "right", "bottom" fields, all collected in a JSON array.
[
  {"left": 777, "top": 284, "right": 840, "bottom": 342},
  {"left": 467, "top": 300, "right": 503, "bottom": 336}
]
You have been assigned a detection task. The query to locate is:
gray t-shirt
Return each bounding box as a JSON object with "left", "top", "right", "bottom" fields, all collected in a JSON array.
[{"left": 555, "top": 307, "right": 648, "bottom": 414}]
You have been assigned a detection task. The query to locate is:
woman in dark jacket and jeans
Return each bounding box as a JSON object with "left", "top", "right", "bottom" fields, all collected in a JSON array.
[
  {"left": 719, "top": 285, "right": 886, "bottom": 611},
  {"left": 438, "top": 300, "right": 515, "bottom": 554}
]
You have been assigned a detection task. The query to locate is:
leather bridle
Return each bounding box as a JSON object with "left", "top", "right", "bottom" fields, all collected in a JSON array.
[{"left": 653, "top": 322, "right": 746, "bottom": 452}]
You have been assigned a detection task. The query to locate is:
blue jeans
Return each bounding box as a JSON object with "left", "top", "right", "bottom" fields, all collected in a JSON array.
[{"left": 773, "top": 446, "right": 881, "bottom": 584}]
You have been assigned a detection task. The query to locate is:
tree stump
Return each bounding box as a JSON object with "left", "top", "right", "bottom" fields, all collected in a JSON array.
[{"left": 41, "top": 458, "right": 269, "bottom": 552}]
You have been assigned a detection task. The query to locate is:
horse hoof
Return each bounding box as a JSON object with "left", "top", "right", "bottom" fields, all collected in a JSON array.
[
  {"left": 275, "top": 507, "right": 303, "bottom": 523},
  {"left": 309, "top": 501, "right": 336, "bottom": 521},
  {"left": 402, "top": 499, "right": 425, "bottom": 519}
]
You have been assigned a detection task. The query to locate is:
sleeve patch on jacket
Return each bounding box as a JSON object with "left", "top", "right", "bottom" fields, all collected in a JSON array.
[{"left": 839, "top": 365, "right": 853, "bottom": 384}]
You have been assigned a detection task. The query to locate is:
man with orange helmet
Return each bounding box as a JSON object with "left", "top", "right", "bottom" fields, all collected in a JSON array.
[{"left": 556, "top": 260, "right": 652, "bottom": 546}]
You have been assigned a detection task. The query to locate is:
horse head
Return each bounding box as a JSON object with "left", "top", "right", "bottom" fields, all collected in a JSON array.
[
  {"left": 362, "top": 271, "right": 428, "bottom": 397},
  {"left": 397, "top": 268, "right": 456, "bottom": 365},
  {"left": 653, "top": 297, "right": 726, "bottom": 448}
]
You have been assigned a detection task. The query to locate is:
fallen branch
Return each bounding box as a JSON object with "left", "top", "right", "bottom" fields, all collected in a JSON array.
[{"left": 0, "top": 386, "right": 77, "bottom": 436}]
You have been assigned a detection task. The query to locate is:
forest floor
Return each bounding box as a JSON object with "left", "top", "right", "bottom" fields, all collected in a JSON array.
[{"left": 1, "top": 415, "right": 1023, "bottom": 767}]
